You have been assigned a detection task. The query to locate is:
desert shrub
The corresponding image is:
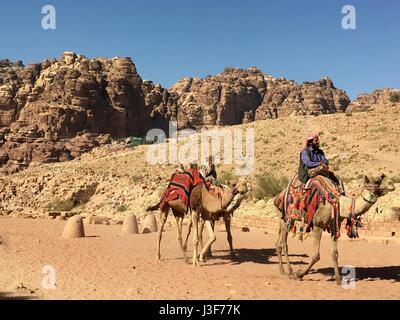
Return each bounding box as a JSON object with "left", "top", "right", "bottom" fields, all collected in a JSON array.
[
  {"left": 370, "top": 126, "right": 388, "bottom": 134},
  {"left": 254, "top": 174, "right": 289, "bottom": 200},
  {"left": 345, "top": 110, "right": 353, "bottom": 117},
  {"left": 47, "top": 198, "right": 75, "bottom": 212},
  {"left": 131, "top": 175, "right": 141, "bottom": 183},
  {"left": 389, "top": 92, "right": 400, "bottom": 103},
  {"left": 116, "top": 205, "right": 128, "bottom": 212},
  {"left": 331, "top": 136, "right": 338, "bottom": 141},
  {"left": 219, "top": 171, "right": 238, "bottom": 185},
  {"left": 391, "top": 175, "right": 400, "bottom": 183}
]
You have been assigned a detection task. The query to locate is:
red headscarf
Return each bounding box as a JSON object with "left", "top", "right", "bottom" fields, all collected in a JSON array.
[{"left": 305, "top": 131, "right": 318, "bottom": 147}]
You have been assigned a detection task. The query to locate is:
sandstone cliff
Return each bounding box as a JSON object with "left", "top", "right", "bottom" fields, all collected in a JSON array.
[
  {"left": 347, "top": 88, "right": 400, "bottom": 113},
  {"left": 168, "top": 67, "right": 350, "bottom": 128},
  {"left": 0, "top": 52, "right": 372, "bottom": 174},
  {"left": 0, "top": 52, "right": 151, "bottom": 174}
]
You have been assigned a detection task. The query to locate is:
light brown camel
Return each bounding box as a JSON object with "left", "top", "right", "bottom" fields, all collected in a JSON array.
[
  {"left": 276, "top": 174, "right": 395, "bottom": 284},
  {"left": 189, "top": 182, "right": 242, "bottom": 266},
  {"left": 147, "top": 181, "right": 238, "bottom": 266},
  {"left": 146, "top": 197, "right": 190, "bottom": 263},
  {"left": 183, "top": 182, "right": 248, "bottom": 260}
]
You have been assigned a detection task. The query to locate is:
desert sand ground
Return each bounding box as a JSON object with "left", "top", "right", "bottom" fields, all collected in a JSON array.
[{"left": 0, "top": 217, "right": 399, "bottom": 300}]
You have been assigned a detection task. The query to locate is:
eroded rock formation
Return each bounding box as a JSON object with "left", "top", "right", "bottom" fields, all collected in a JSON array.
[{"left": 0, "top": 53, "right": 354, "bottom": 174}]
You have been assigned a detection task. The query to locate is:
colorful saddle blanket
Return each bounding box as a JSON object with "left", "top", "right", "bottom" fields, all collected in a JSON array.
[
  {"left": 159, "top": 168, "right": 205, "bottom": 211},
  {"left": 274, "top": 174, "right": 342, "bottom": 238}
]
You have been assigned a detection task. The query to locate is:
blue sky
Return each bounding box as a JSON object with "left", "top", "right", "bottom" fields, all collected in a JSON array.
[{"left": 0, "top": 0, "right": 399, "bottom": 99}]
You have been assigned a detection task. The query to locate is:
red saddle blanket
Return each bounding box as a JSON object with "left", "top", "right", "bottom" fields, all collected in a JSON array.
[
  {"left": 274, "top": 174, "right": 342, "bottom": 237},
  {"left": 159, "top": 168, "right": 204, "bottom": 210}
]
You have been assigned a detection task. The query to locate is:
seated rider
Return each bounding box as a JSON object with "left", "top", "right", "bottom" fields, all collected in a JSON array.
[
  {"left": 199, "top": 156, "right": 220, "bottom": 186},
  {"left": 298, "top": 131, "right": 344, "bottom": 194}
]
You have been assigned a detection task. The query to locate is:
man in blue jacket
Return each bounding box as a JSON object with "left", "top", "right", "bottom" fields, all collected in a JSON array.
[{"left": 298, "top": 132, "right": 344, "bottom": 193}]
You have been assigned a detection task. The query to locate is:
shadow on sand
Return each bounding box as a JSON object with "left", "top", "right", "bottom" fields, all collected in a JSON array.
[
  {"left": 0, "top": 292, "right": 33, "bottom": 300},
  {"left": 315, "top": 265, "right": 400, "bottom": 282},
  {"left": 200, "top": 248, "right": 309, "bottom": 266}
]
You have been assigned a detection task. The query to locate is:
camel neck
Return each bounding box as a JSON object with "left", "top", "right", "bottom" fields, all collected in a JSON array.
[{"left": 352, "top": 189, "right": 378, "bottom": 217}]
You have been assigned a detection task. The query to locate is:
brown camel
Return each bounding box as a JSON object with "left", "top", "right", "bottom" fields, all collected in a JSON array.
[
  {"left": 189, "top": 182, "right": 243, "bottom": 266},
  {"left": 147, "top": 181, "right": 239, "bottom": 266},
  {"left": 183, "top": 182, "right": 248, "bottom": 259},
  {"left": 276, "top": 174, "right": 396, "bottom": 284},
  {"left": 146, "top": 197, "right": 190, "bottom": 263}
]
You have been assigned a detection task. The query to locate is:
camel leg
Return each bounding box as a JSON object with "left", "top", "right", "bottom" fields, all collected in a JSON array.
[
  {"left": 331, "top": 236, "right": 341, "bottom": 285},
  {"left": 183, "top": 218, "right": 192, "bottom": 252},
  {"left": 200, "top": 220, "right": 216, "bottom": 262},
  {"left": 156, "top": 209, "right": 168, "bottom": 261},
  {"left": 281, "top": 221, "right": 294, "bottom": 277},
  {"left": 296, "top": 226, "right": 323, "bottom": 280},
  {"left": 191, "top": 210, "right": 200, "bottom": 267},
  {"left": 199, "top": 217, "right": 205, "bottom": 251},
  {"left": 276, "top": 220, "right": 286, "bottom": 275},
  {"left": 203, "top": 219, "right": 214, "bottom": 258},
  {"left": 185, "top": 216, "right": 205, "bottom": 253},
  {"left": 224, "top": 212, "right": 236, "bottom": 259},
  {"left": 174, "top": 213, "right": 189, "bottom": 264}
]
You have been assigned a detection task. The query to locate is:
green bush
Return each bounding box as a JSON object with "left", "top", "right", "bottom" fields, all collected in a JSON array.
[
  {"left": 219, "top": 171, "right": 238, "bottom": 185},
  {"left": 131, "top": 175, "right": 141, "bottom": 183},
  {"left": 370, "top": 126, "right": 388, "bottom": 134},
  {"left": 391, "top": 175, "right": 400, "bottom": 183},
  {"left": 116, "top": 205, "right": 128, "bottom": 212},
  {"left": 254, "top": 174, "right": 289, "bottom": 200},
  {"left": 47, "top": 198, "right": 75, "bottom": 212},
  {"left": 389, "top": 92, "right": 400, "bottom": 103}
]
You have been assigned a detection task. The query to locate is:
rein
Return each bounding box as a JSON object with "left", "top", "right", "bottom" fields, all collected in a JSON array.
[
  {"left": 346, "top": 187, "right": 377, "bottom": 238},
  {"left": 361, "top": 188, "right": 379, "bottom": 204},
  {"left": 346, "top": 197, "right": 359, "bottom": 238}
]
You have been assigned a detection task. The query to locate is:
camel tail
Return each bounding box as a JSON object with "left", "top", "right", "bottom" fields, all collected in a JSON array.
[{"left": 146, "top": 201, "right": 161, "bottom": 212}]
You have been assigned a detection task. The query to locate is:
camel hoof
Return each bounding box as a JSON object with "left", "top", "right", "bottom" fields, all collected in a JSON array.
[
  {"left": 335, "top": 277, "right": 342, "bottom": 286},
  {"left": 192, "top": 260, "right": 200, "bottom": 267},
  {"left": 295, "top": 270, "right": 304, "bottom": 281},
  {"left": 231, "top": 254, "right": 239, "bottom": 261}
]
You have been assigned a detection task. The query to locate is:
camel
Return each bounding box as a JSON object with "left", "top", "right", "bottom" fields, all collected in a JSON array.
[
  {"left": 183, "top": 182, "right": 248, "bottom": 260},
  {"left": 146, "top": 197, "right": 190, "bottom": 263},
  {"left": 146, "top": 180, "right": 239, "bottom": 266},
  {"left": 275, "top": 173, "right": 396, "bottom": 284},
  {"left": 189, "top": 181, "right": 249, "bottom": 266}
]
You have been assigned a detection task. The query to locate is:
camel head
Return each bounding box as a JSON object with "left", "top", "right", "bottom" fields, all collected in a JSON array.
[
  {"left": 363, "top": 173, "right": 396, "bottom": 196},
  {"left": 227, "top": 178, "right": 249, "bottom": 195}
]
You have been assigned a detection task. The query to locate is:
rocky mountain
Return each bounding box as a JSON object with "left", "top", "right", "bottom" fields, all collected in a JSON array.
[
  {"left": 347, "top": 89, "right": 400, "bottom": 113},
  {"left": 0, "top": 52, "right": 155, "bottom": 174},
  {"left": 167, "top": 67, "right": 350, "bottom": 128},
  {"left": 3, "top": 51, "right": 394, "bottom": 175},
  {"left": 0, "top": 52, "right": 148, "bottom": 138}
]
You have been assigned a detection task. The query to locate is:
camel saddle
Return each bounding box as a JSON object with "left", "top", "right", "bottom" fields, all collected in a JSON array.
[
  {"left": 274, "top": 174, "right": 342, "bottom": 238},
  {"left": 159, "top": 168, "right": 205, "bottom": 211}
]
